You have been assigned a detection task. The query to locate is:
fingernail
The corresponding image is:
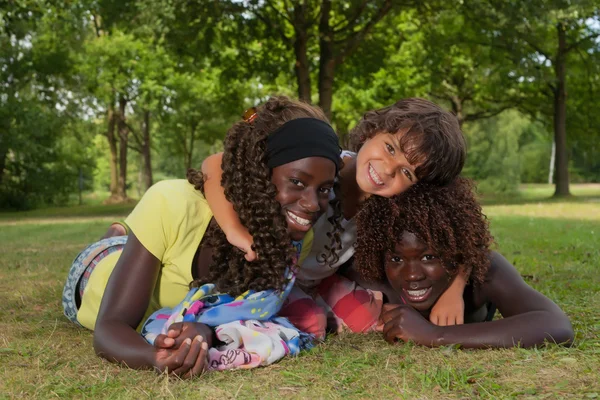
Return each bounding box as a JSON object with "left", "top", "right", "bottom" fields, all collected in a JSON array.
[
  {"left": 201, "top": 342, "right": 208, "bottom": 349},
  {"left": 195, "top": 335, "right": 203, "bottom": 342},
  {"left": 184, "top": 338, "right": 192, "bottom": 345}
]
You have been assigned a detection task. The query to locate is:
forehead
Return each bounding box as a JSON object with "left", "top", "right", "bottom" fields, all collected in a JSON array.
[
  {"left": 271, "top": 157, "right": 336, "bottom": 180},
  {"left": 393, "top": 231, "right": 427, "bottom": 251}
]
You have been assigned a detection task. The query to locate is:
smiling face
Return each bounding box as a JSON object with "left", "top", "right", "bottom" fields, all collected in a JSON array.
[
  {"left": 270, "top": 157, "right": 336, "bottom": 241},
  {"left": 385, "top": 231, "right": 453, "bottom": 313},
  {"left": 355, "top": 131, "right": 420, "bottom": 198}
]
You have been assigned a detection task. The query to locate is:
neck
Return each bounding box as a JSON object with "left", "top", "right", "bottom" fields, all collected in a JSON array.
[{"left": 339, "top": 157, "right": 369, "bottom": 219}]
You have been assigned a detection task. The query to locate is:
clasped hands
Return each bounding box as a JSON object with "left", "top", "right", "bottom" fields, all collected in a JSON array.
[{"left": 152, "top": 322, "right": 213, "bottom": 378}]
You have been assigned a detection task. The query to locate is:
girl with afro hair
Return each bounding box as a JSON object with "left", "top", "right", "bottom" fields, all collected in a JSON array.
[{"left": 352, "top": 177, "right": 573, "bottom": 348}]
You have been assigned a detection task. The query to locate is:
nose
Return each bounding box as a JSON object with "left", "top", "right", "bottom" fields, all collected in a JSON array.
[
  {"left": 299, "top": 189, "right": 319, "bottom": 213},
  {"left": 403, "top": 261, "right": 425, "bottom": 282},
  {"left": 383, "top": 158, "right": 402, "bottom": 177}
]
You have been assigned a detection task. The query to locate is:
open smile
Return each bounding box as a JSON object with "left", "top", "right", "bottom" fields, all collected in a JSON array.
[
  {"left": 286, "top": 210, "right": 314, "bottom": 232},
  {"left": 368, "top": 163, "right": 384, "bottom": 186},
  {"left": 402, "top": 287, "right": 432, "bottom": 303}
]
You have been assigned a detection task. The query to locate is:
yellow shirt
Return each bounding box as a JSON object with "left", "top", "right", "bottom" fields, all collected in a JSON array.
[{"left": 77, "top": 179, "right": 313, "bottom": 330}]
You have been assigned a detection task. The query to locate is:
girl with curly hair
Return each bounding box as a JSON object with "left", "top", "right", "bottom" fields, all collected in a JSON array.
[
  {"left": 201, "top": 98, "right": 471, "bottom": 335},
  {"left": 62, "top": 96, "right": 342, "bottom": 377},
  {"left": 353, "top": 177, "right": 573, "bottom": 348}
]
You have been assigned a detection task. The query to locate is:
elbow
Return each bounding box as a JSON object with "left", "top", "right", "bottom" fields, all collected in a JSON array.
[
  {"left": 201, "top": 153, "right": 223, "bottom": 176},
  {"left": 546, "top": 322, "right": 575, "bottom": 347},
  {"left": 537, "top": 310, "right": 574, "bottom": 347},
  {"left": 92, "top": 323, "right": 106, "bottom": 358}
]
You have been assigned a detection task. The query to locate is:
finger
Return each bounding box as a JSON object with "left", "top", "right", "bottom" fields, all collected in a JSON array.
[
  {"left": 172, "top": 336, "right": 202, "bottom": 376},
  {"left": 245, "top": 248, "right": 257, "bottom": 262},
  {"left": 163, "top": 338, "right": 192, "bottom": 374},
  {"left": 438, "top": 316, "right": 448, "bottom": 327},
  {"left": 382, "top": 316, "right": 403, "bottom": 339},
  {"left": 186, "top": 338, "right": 209, "bottom": 378},
  {"left": 167, "top": 322, "right": 184, "bottom": 337},
  {"left": 381, "top": 305, "right": 408, "bottom": 324},
  {"left": 429, "top": 313, "right": 439, "bottom": 325},
  {"left": 383, "top": 324, "right": 404, "bottom": 344},
  {"left": 154, "top": 334, "right": 175, "bottom": 348},
  {"left": 456, "top": 313, "right": 464, "bottom": 325}
]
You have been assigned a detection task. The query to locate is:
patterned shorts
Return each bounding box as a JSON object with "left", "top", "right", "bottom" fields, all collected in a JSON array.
[{"left": 62, "top": 236, "right": 127, "bottom": 326}]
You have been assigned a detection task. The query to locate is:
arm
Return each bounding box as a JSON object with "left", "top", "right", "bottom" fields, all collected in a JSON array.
[
  {"left": 202, "top": 153, "right": 256, "bottom": 261},
  {"left": 429, "top": 271, "right": 467, "bottom": 325},
  {"left": 339, "top": 259, "right": 403, "bottom": 304},
  {"left": 382, "top": 252, "right": 574, "bottom": 349},
  {"left": 93, "top": 232, "right": 208, "bottom": 375}
]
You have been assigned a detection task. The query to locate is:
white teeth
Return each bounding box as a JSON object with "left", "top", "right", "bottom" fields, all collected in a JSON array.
[
  {"left": 369, "top": 164, "right": 384, "bottom": 185},
  {"left": 287, "top": 211, "right": 311, "bottom": 226},
  {"left": 407, "top": 288, "right": 428, "bottom": 297}
]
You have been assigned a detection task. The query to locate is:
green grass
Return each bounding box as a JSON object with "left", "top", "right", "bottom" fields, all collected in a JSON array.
[{"left": 1, "top": 185, "right": 599, "bottom": 399}]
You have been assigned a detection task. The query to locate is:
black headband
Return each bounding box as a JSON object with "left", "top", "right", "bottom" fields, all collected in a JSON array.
[{"left": 266, "top": 118, "right": 341, "bottom": 172}]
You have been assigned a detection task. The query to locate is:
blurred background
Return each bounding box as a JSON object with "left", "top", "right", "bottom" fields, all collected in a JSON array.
[{"left": 2, "top": 0, "right": 599, "bottom": 210}]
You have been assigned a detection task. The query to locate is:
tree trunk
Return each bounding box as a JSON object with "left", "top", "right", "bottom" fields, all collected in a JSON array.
[
  {"left": 185, "top": 123, "right": 196, "bottom": 171},
  {"left": 106, "top": 104, "right": 119, "bottom": 197},
  {"left": 450, "top": 96, "right": 465, "bottom": 128},
  {"left": 553, "top": 23, "right": 570, "bottom": 197},
  {"left": 293, "top": 4, "right": 311, "bottom": 103},
  {"left": 140, "top": 109, "right": 153, "bottom": 192},
  {"left": 0, "top": 137, "right": 8, "bottom": 185},
  {"left": 117, "top": 96, "right": 129, "bottom": 201},
  {"left": 318, "top": 0, "right": 335, "bottom": 121},
  {"left": 294, "top": 30, "right": 312, "bottom": 103}
]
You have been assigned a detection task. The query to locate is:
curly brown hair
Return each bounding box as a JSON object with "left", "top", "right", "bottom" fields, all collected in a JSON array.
[
  {"left": 354, "top": 177, "right": 493, "bottom": 285},
  {"left": 187, "top": 96, "right": 343, "bottom": 296},
  {"left": 348, "top": 98, "right": 466, "bottom": 186}
]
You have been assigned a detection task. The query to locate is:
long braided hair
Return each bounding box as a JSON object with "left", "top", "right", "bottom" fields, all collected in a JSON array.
[{"left": 188, "top": 96, "right": 343, "bottom": 296}]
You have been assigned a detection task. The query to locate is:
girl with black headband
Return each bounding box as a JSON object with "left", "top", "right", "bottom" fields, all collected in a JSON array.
[{"left": 61, "top": 96, "right": 342, "bottom": 377}]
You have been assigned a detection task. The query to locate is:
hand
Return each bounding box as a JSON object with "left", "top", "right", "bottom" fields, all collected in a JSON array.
[
  {"left": 430, "top": 281, "right": 465, "bottom": 326},
  {"left": 154, "top": 322, "right": 213, "bottom": 350},
  {"left": 226, "top": 230, "right": 257, "bottom": 262},
  {"left": 375, "top": 303, "right": 402, "bottom": 332},
  {"left": 154, "top": 336, "right": 209, "bottom": 378},
  {"left": 381, "top": 305, "right": 442, "bottom": 347}
]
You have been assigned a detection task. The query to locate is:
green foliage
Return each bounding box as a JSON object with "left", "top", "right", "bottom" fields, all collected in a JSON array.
[
  {"left": 464, "top": 110, "right": 551, "bottom": 194},
  {"left": 2, "top": 0, "right": 599, "bottom": 209}
]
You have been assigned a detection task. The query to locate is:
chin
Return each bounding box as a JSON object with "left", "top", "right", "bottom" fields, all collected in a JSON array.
[
  {"left": 289, "top": 231, "right": 307, "bottom": 242},
  {"left": 406, "top": 298, "right": 438, "bottom": 313}
]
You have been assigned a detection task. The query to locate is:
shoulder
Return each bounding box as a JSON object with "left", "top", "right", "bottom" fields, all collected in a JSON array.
[
  {"left": 147, "top": 179, "right": 208, "bottom": 208},
  {"left": 340, "top": 150, "right": 356, "bottom": 160}
]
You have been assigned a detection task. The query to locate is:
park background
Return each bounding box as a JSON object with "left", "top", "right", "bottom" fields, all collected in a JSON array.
[{"left": 1, "top": 0, "right": 599, "bottom": 398}]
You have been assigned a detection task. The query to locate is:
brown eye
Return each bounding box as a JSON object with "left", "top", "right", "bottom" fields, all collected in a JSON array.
[
  {"left": 385, "top": 143, "right": 395, "bottom": 155},
  {"left": 403, "top": 168, "right": 414, "bottom": 182},
  {"left": 390, "top": 255, "right": 403, "bottom": 263},
  {"left": 289, "top": 178, "right": 304, "bottom": 187}
]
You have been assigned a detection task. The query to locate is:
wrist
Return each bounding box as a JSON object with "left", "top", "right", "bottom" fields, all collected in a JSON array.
[{"left": 431, "top": 325, "right": 446, "bottom": 347}]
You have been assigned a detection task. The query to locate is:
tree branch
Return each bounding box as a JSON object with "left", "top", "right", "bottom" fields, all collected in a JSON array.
[
  {"left": 565, "top": 32, "right": 600, "bottom": 53},
  {"left": 334, "top": 0, "right": 393, "bottom": 66},
  {"left": 254, "top": 6, "right": 292, "bottom": 45},
  {"left": 464, "top": 105, "right": 512, "bottom": 122},
  {"left": 332, "top": 0, "right": 369, "bottom": 33}
]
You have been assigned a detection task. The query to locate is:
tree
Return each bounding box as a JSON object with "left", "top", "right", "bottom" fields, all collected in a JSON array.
[
  {"left": 462, "top": 0, "right": 600, "bottom": 196},
  {"left": 240, "top": 0, "right": 401, "bottom": 119}
]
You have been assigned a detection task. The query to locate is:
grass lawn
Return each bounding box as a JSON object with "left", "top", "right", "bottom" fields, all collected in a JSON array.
[{"left": 1, "top": 184, "right": 599, "bottom": 399}]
